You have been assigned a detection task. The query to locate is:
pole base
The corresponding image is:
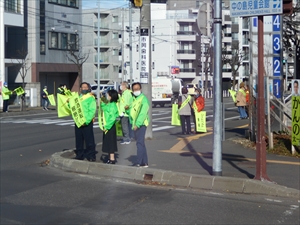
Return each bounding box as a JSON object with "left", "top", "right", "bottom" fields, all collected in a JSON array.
[{"left": 212, "top": 171, "right": 222, "bottom": 176}]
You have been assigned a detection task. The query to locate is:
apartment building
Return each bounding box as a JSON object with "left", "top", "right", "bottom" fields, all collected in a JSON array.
[
  {"left": 82, "top": 8, "right": 121, "bottom": 85},
  {"left": 0, "top": 0, "right": 25, "bottom": 107},
  {"left": 1, "top": 0, "right": 82, "bottom": 107}
]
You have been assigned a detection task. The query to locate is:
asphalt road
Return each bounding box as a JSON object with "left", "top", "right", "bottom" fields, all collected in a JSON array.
[{"left": 2, "top": 98, "right": 299, "bottom": 224}]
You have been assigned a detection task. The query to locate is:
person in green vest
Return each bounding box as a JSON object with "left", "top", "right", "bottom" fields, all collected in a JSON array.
[
  {"left": 100, "top": 89, "right": 119, "bottom": 164},
  {"left": 74, "top": 82, "right": 97, "bottom": 161},
  {"left": 1, "top": 82, "right": 12, "bottom": 113},
  {"left": 41, "top": 86, "right": 50, "bottom": 110},
  {"left": 127, "top": 82, "right": 150, "bottom": 167},
  {"left": 118, "top": 81, "right": 134, "bottom": 144},
  {"left": 236, "top": 82, "right": 248, "bottom": 119},
  {"left": 178, "top": 87, "right": 193, "bottom": 135}
]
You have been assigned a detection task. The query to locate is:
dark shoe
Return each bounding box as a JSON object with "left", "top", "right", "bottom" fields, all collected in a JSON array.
[
  {"left": 106, "top": 159, "right": 116, "bottom": 164},
  {"left": 74, "top": 157, "right": 84, "bottom": 160},
  {"left": 87, "top": 158, "right": 96, "bottom": 162}
]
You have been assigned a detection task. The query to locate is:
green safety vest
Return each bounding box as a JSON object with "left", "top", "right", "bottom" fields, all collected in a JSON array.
[
  {"left": 178, "top": 95, "right": 191, "bottom": 111},
  {"left": 2, "top": 86, "right": 11, "bottom": 100}
]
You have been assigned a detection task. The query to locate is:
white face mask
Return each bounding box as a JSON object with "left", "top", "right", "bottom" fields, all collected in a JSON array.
[
  {"left": 133, "top": 90, "right": 141, "bottom": 96},
  {"left": 106, "top": 95, "right": 111, "bottom": 101}
]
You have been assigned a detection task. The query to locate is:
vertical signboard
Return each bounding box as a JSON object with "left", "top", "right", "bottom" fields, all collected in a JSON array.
[
  {"left": 140, "top": 28, "right": 149, "bottom": 84},
  {"left": 272, "top": 15, "right": 281, "bottom": 98}
]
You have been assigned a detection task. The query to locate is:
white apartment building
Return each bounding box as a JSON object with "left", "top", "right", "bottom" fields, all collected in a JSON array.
[
  {"left": 0, "top": 0, "right": 25, "bottom": 107},
  {"left": 82, "top": 8, "right": 121, "bottom": 85},
  {"left": 1, "top": 0, "right": 82, "bottom": 107}
]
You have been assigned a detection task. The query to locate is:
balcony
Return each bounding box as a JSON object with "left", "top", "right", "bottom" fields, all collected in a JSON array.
[
  {"left": 94, "top": 71, "right": 110, "bottom": 80},
  {"left": 94, "top": 21, "right": 109, "bottom": 30},
  {"left": 177, "top": 49, "right": 196, "bottom": 60},
  {"left": 94, "top": 54, "right": 110, "bottom": 65},
  {"left": 4, "top": 0, "right": 24, "bottom": 26},
  {"left": 177, "top": 68, "right": 196, "bottom": 78},
  {"left": 94, "top": 38, "right": 109, "bottom": 47},
  {"left": 177, "top": 31, "right": 196, "bottom": 42}
]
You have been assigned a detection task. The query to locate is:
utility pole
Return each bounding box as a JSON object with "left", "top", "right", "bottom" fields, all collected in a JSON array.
[
  {"left": 139, "top": 0, "right": 152, "bottom": 139},
  {"left": 129, "top": 1, "right": 133, "bottom": 83},
  {"left": 96, "top": 0, "right": 101, "bottom": 103},
  {"left": 121, "top": 8, "right": 125, "bottom": 81},
  {"left": 212, "top": 0, "right": 223, "bottom": 176}
]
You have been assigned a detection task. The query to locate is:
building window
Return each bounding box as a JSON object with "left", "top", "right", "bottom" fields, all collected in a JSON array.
[
  {"left": 4, "top": 0, "right": 22, "bottom": 13},
  {"left": 136, "top": 62, "right": 139, "bottom": 70},
  {"left": 196, "top": 1, "right": 200, "bottom": 8},
  {"left": 48, "top": 0, "right": 79, "bottom": 8},
  {"left": 48, "top": 32, "right": 78, "bottom": 51},
  {"left": 69, "top": 33, "right": 77, "bottom": 50},
  {"left": 50, "top": 32, "right": 58, "bottom": 48},
  {"left": 112, "top": 33, "right": 118, "bottom": 39},
  {"left": 113, "top": 66, "right": 119, "bottom": 73},
  {"left": 113, "top": 49, "right": 119, "bottom": 55},
  {"left": 112, "top": 16, "right": 118, "bottom": 23},
  {"left": 40, "top": 0, "right": 46, "bottom": 55},
  {"left": 61, "top": 33, "right": 68, "bottom": 49}
]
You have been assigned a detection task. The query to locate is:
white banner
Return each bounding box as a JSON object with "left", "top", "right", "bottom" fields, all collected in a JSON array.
[{"left": 140, "top": 28, "right": 149, "bottom": 84}]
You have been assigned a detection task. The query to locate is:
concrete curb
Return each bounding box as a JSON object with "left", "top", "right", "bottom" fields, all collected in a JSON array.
[{"left": 50, "top": 150, "right": 300, "bottom": 199}]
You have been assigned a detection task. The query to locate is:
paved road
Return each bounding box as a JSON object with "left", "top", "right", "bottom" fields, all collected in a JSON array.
[
  {"left": 1, "top": 168, "right": 299, "bottom": 224},
  {"left": 2, "top": 99, "right": 299, "bottom": 224}
]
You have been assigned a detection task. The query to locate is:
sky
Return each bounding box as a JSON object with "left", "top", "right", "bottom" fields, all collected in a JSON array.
[{"left": 82, "top": 0, "right": 129, "bottom": 9}]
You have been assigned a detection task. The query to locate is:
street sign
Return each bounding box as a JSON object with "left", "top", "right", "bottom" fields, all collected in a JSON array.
[{"left": 230, "top": 0, "right": 283, "bottom": 17}]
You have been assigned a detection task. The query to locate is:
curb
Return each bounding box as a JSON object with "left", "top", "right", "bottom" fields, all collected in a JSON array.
[{"left": 50, "top": 150, "right": 300, "bottom": 199}]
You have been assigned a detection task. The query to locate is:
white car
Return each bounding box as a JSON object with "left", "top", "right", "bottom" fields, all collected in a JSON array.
[{"left": 91, "top": 84, "right": 114, "bottom": 96}]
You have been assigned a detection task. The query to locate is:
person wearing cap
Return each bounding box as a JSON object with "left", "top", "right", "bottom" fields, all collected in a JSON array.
[
  {"left": 236, "top": 82, "right": 248, "bottom": 119},
  {"left": 1, "top": 82, "right": 12, "bottom": 112},
  {"left": 41, "top": 86, "right": 50, "bottom": 110}
]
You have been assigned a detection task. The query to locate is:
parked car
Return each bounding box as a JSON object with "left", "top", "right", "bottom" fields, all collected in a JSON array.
[{"left": 91, "top": 84, "right": 114, "bottom": 97}]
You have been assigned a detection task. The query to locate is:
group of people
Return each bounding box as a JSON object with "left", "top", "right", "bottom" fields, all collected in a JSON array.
[
  {"left": 41, "top": 84, "right": 67, "bottom": 110},
  {"left": 73, "top": 81, "right": 150, "bottom": 168},
  {"left": 178, "top": 87, "right": 205, "bottom": 135}
]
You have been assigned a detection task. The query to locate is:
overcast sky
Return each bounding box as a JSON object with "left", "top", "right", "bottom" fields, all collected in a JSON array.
[{"left": 82, "top": 0, "right": 128, "bottom": 9}]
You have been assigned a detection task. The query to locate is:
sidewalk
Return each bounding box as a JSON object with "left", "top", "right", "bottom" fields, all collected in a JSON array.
[
  {"left": 50, "top": 119, "right": 300, "bottom": 199},
  {"left": 0, "top": 106, "right": 56, "bottom": 117}
]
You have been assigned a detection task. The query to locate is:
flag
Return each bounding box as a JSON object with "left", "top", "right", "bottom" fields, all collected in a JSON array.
[
  {"left": 57, "top": 93, "right": 71, "bottom": 118},
  {"left": 14, "top": 87, "right": 25, "bottom": 96},
  {"left": 48, "top": 94, "right": 56, "bottom": 106},
  {"left": 171, "top": 104, "right": 181, "bottom": 126},
  {"left": 195, "top": 111, "right": 207, "bottom": 133}
]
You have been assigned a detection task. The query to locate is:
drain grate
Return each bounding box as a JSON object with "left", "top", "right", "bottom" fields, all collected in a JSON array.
[{"left": 144, "top": 174, "right": 153, "bottom": 181}]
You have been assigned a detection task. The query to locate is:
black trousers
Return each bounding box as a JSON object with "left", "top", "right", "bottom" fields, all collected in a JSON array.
[
  {"left": 3, "top": 100, "right": 8, "bottom": 112},
  {"left": 180, "top": 115, "right": 191, "bottom": 134},
  {"left": 75, "top": 122, "right": 96, "bottom": 160}
]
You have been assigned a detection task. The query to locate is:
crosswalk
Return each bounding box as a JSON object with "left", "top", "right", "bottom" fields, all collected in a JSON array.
[
  {"left": 0, "top": 107, "right": 240, "bottom": 132},
  {"left": 0, "top": 110, "right": 175, "bottom": 132}
]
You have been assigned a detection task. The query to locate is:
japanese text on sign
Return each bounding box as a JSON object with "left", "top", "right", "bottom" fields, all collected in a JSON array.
[
  {"left": 292, "top": 96, "right": 300, "bottom": 146},
  {"left": 230, "top": 0, "right": 282, "bottom": 17},
  {"left": 140, "top": 29, "right": 149, "bottom": 84}
]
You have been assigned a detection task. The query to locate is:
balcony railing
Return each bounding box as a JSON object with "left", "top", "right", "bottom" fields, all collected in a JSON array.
[
  {"left": 177, "top": 49, "right": 195, "bottom": 54},
  {"left": 94, "top": 21, "right": 109, "bottom": 29},
  {"left": 177, "top": 31, "right": 196, "bottom": 35},
  {"left": 94, "top": 71, "right": 110, "bottom": 79},
  {"left": 180, "top": 68, "right": 195, "bottom": 72},
  {"left": 94, "top": 39, "right": 109, "bottom": 46},
  {"left": 94, "top": 55, "right": 109, "bottom": 63}
]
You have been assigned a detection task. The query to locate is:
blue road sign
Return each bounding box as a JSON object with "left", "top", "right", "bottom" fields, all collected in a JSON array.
[{"left": 230, "top": 0, "right": 283, "bottom": 17}]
